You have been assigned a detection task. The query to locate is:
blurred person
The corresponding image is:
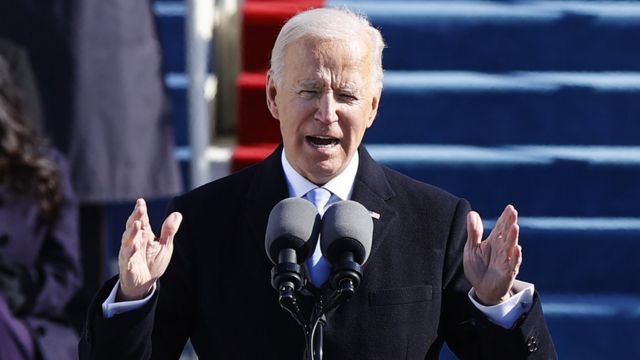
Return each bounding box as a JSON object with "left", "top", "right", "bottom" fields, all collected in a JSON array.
[
  {"left": 67, "top": 0, "right": 182, "bottom": 333},
  {"left": 0, "top": 54, "right": 81, "bottom": 359},
  {"left": 0, "top": 0, "right": 182, "bottom": 338}
]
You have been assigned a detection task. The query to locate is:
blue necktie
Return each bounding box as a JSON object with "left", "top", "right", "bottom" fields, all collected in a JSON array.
[{"left": 305, "top": 187, "right": 333, "bottom": 287}]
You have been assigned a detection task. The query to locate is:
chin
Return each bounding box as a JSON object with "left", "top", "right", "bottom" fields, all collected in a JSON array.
[
  {"left": 318, "top": 165, "right": 345, "bottom": 182},
  {"left": 301, "top": 163, "right": 337, "bottom": 183}
]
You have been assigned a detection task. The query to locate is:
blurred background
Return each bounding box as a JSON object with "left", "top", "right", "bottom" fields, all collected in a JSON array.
[{"left": 2, "top": 0, "right": 639, "bottom": 359}]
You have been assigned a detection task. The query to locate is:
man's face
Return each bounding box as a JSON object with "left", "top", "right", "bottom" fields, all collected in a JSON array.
[{"left": 266, "top": 37, "right": 380, "bottom": 185}]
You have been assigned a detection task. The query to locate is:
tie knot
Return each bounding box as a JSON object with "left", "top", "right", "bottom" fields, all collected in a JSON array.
[{"left": 306, "top": 187, "right": 332, "bottom": 215}]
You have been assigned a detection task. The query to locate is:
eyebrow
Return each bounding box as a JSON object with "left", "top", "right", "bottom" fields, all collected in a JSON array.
[
  {"left": 297, "top": 80, "right": 322, "bottom": 89},
  {"left": 297, "top": 80, "right": 360, "bottom": 92}
]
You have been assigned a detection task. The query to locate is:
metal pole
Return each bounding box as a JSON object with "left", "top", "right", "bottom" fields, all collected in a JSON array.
[{"left": 186, "top": 0, "right": 215, "bottom": 188}]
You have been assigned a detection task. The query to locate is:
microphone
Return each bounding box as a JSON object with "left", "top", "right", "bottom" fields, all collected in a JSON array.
[
  {"left": 320, "top": 200, "right": 373, "bottom": 292},
  {"left": 265, "top": 197, "right": 321, "bottom": 293}
]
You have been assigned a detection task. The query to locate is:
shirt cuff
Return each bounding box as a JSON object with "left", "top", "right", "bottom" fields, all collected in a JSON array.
[
  {"left": 468, "top": 280, "right": 535, "bottom": 329},
  {"left": 102, "top": 280, "right": 156, "bottom": 319}
]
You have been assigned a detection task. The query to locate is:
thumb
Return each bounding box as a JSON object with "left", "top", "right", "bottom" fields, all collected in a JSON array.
[
  {"left": 158, "top": 212, "right": 183, "bottom": 246},
  {"left": 466, "top": 211, "right": 483, "bottom": 250}
]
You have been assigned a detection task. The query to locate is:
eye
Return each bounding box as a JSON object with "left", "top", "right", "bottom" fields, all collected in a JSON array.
[
  {"left": 338, "top": 93, "right": 358, "bottom": 102},
  {"left": 299, "top": 90, "right": 318, "bottom": 98}
]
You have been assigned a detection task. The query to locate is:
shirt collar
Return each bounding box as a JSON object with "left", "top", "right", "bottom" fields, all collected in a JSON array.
[{"left": 281, "top": 149, "right": 359, "bottom": 201}]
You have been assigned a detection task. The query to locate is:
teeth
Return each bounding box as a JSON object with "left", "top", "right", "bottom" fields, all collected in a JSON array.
[{"left": 307, "top": 136, "right": 338, "bottom": 147}]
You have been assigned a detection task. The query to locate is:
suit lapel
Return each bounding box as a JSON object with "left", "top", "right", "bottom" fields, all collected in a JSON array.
[
  {"left": 351, "top": 147, "right": 398, "bottom": 267},
  {"left": 242, "top": 145, "right": 398, "bottom": 268},
  {"left": 245, "top": 146, "right": 290, "bottom": 257}
]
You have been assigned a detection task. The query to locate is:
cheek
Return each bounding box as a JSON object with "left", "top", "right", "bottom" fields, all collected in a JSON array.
[
  {"left": 342, "top": 119, "right": 367, "bottom": 146},
  {"left": 284, "top": 101, "right": 315, "bottom": 124},
  {"left": 278, "top": 105, "right": 301, "bottom": 128},
  {"left": 350, "top": 108, "right": 374, "bottom": 136}
]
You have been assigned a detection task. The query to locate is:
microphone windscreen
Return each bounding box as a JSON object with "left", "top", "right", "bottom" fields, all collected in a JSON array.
[
  {"left": 265, "top": 197, "right": 321, "bottom": 264},
  {"left": 321, "top": 200, "right": 373, "bottom": 265}
]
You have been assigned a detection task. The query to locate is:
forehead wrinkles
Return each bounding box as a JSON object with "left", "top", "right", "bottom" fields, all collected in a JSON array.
[
  {"left": 313, "top": 39, "right": 369, "bottom": 70},
  {"left": 308, "top": 38, "right": 372, "bottom": 90}
]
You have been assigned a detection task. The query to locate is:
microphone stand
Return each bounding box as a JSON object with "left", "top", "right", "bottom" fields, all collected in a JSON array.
[
  {"left": 270, "top": 248, "right": 307, "bottom": 341},
  {"left": 271, "top": 252, "right": 363, "bottom": 360},
  {"left": 270, "top": 254, "right": 316, "bottom": 360},
  {"left": 272, "top": 270, "right": 359, "bottom": 360},
  {"left": 308, "top": 259, "right": 363, "bottom": 360},
  {"left": 313, "top": 317, "right": 325, "bottom": 360}
]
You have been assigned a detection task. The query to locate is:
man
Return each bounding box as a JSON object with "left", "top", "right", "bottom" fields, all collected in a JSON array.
[{"left": 80, "top": 8, "right": 556, "bottom": 359}]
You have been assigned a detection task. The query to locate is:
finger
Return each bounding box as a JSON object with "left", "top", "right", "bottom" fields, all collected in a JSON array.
[
  {"left": 131, "top": 220, "right": 145, "bottom": 252},
  {"left": 494, "top": 223, "right": 519, "bottom": 264},
  {"left": 465, "top": 211, "right": 483, "bottom": 249},
  {"left": 158, "top": 212, "right": 183, "bottom": 246},
  {"left": 122, "top": 207, "right": 140, "bottom": 246},
  {"left": 509, "top": 244, "right": 523, "bottom": 277},
  {"left": 138, "top": 222, "right": 153, "bottom": 250},
  {"left": 125, "top": 199, "right": 148, "bottom": 235},
  {"left": 506, "top": 222, "right": 520, "bottom": 252},
  {"left": 120, "top": 220, "right": 142, "bottom": 261},
  {"left": 137, "top": 198, "right": 150, "bottom": 228},
  {"left": 502, "top": 205, "right": 518, "bottom": 233},
  {"left": 123, "top": 219, "right": 141, "bottom": 245},
  {"left": 490, "top": 204, "right": 517, "bottom": 242}
]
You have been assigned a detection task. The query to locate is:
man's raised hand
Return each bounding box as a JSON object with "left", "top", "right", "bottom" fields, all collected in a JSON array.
[
  {"left": 117, "top": 199, "right": 182, "bottom": 301},
  {"left": 463, "top": 205, "right": 522, "bottom": 306}
]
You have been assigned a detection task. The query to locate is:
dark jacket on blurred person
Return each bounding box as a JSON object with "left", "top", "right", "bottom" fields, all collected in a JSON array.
[
  {"left": 0, "top": 0, "right": 182, "bottom": 203},
  {"left": 69, "top": 0, "right": 182, "bottom": 202},
  {"left": 0, "top": 150, "right": 81, "bottom": 360},
  {"left": 0, "top": 53, "right": 81, "bottom": 360}
]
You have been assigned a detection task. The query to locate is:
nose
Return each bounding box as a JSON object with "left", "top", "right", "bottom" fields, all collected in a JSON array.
[{"left": 315, "top": 92, "right": 339, "bottom": 124}]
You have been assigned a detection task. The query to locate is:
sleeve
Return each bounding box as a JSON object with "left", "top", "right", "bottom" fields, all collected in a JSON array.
[
  {"left": 102, "top": 280, "right": 157, "bottom": 318},
  {"left": 79, "top": 197, "right": 193, "bottom": 360},
  {"left": 79, "top": 276, "right": 157, "bottom": 360},
  {"left": 440, "top": 199, "right": 557, "bottom": 359},
  {"left": 468, "top": 280, "right": 534, "bottom": 328}
]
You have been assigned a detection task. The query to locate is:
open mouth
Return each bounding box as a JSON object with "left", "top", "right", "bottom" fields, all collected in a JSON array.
[{"left": 306, "top": 136, "right": 340, "bottom": 147}]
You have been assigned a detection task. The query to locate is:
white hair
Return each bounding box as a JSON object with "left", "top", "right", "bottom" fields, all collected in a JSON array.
[{"left": 269, "top": 7, "right": 385, "bottom": 92}]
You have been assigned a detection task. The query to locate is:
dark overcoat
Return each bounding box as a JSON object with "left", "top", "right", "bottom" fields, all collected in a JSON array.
[{"left": 81, "top": 146, "right": 556, "bottom": 359}]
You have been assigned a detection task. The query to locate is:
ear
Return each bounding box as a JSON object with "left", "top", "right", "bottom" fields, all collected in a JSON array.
[
  {"left": 266, "top": 73, "right": 280, "bottom": 120},
  {"left": 366, "top": 89, "right": 381, "bottom": 128}
]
